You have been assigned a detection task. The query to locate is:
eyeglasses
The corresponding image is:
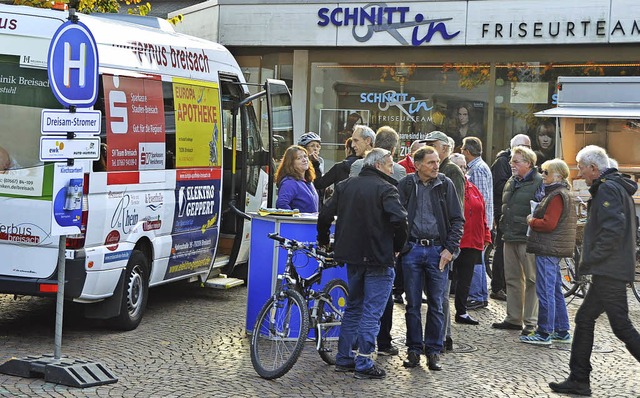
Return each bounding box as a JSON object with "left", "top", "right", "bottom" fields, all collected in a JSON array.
[{"left": 541, "top": 170, "right": 549, "bottom": 175}]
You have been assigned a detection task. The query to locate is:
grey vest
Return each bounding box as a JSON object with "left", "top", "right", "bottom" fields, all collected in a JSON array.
[{"left": 526, "top": 186, "right": 577, "bottom": 257}]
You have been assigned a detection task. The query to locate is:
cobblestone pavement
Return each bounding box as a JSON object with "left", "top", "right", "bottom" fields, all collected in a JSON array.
[{"left": 0, "top": 282, "right": 639, "bottom": 398}]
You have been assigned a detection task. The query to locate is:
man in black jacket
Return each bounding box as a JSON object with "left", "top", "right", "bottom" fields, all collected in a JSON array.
[
  {"left": 549, "top": 145, "right": 640, "bottom": 397},
  {"left": 396, "top": 146, "right": 464, "bottom": 371},
  {"left": 489, "top": 133, "right": 531, "bottom": 300},
  {"left": 317, "top": 148, "right": 408, "bottom": 380}
]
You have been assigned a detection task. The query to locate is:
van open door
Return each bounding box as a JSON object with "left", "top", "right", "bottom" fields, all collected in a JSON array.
[
  {"left": 265, "top": 79, "right": 294, "bottom": 207},
  {"left": 214, "top": 78, "right": 293, "bottom": 282}
]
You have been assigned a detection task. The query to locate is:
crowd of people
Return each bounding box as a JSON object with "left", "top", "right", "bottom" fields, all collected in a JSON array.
[{"left": 274, "top": 126, "right": 640, "bottom": 395}]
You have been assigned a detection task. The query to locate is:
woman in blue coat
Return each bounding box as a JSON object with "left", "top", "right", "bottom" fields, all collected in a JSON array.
[{"left": 275, "top": 145, "right": 319, "bottom": 213}]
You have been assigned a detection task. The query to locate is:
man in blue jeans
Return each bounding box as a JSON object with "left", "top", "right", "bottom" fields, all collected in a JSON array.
[
  {"left": 317, "top": 148, "right": 407, "bottom": 380},
  {"left": 463, "top": 137, "right": 494, "bottom": 310},
  {"left": 396, "top": 146, "right": 464, "bottom": 370},
  {"left": 549, "top": 145, "right": 640, "bottom": 396}
]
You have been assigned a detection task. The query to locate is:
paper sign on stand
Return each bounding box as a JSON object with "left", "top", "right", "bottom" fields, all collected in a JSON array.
[{"left": 50, "top": 164, "right": 84, "bottom": 236}]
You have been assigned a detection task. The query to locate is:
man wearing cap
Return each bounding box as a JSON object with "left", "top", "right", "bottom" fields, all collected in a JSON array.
[
  {"left": 422, "top": 131, "right": 465, "bottom": 210},
  {"left": 298, "top": 132, "right": 324, "bottom": 180},
  {"left": 397, "top": 145, "right": 464, "bottom": 371}
]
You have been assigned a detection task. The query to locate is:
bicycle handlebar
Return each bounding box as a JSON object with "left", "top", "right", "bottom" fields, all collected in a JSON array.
[
  {"left": 267, "top": 233, "right": 337, "bottom": 266},
  {"left": 268, "top": 232, "right": 287, "bottom": 244}
]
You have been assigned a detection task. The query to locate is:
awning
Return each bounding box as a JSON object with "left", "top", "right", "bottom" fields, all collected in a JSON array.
[{"left": 535, "top": 106, "right": 640, "bottom": 119}]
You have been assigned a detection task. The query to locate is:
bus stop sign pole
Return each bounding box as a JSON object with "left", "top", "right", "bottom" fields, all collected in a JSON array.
[{"left": 0, "top": 5, "right": 116, "bottom": 388}]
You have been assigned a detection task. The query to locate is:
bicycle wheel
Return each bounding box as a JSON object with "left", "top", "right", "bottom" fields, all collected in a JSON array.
[
  {"left": 632, "top": 262, "right": 640, "bottom": 303},
  {"left": 316, "top": 278, "right": 349, "bottom": 365},
  {"left": 560, "top": 256, "right": 580, "bottom": 298},
  {"left": 250, "top": 289, "right": 309, "bottom": 379}
]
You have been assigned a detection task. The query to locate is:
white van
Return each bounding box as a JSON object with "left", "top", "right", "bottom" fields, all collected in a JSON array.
[{"left": 0, "top": 4, "right": 293, "bottom": 330}]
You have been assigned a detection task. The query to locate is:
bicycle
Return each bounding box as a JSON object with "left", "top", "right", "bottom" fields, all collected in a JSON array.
[
  {"left": 249, "top": 233, "right": 348, "bottom": 380},
  {"left": 633, "top": 226, "right": 640, "bottom": 302},
  {"left": 560, "top": 246, "right": 590, "bottom": 305},
  {"left": 562, "top": 227, "right": 640, "bottom": 305}
]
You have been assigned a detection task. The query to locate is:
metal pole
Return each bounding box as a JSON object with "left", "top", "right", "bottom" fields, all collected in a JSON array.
[{"left": 54, "top": 235, "right": 66, "bottom": 360}]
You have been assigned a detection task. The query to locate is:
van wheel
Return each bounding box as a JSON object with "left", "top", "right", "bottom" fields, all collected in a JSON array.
[{"left": 107, "top": 250, "right": 149, "bottom": 331}]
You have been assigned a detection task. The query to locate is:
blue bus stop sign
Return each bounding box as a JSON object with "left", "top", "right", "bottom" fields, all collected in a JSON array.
[{"left": 47, "top": 20, "right": 99, "bottom": 108}]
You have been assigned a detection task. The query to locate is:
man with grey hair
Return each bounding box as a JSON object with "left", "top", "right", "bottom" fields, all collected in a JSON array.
[
  {"left": 549, "top": 145, "right": 640, "bottom": 396},
  {"left": 350, "top": 125, "right": 375, "bottom": 159},
  {"left": 492, "top": 145, "right": 542, "bottom": 336},
  {"left": 318, "top": 148, "right": 408, "bottom": 380},
  {"left": 348, "top": 126, "right": 406, "bottom": 357},
  {"left": 462, "top": 136, "right": 494, "bottom": 310},
  {"left": 489, "top": 133, "right": 532, "bottom": 301},
  {"left": 350, "top": 126, "right": 406, "bottom": 181}
]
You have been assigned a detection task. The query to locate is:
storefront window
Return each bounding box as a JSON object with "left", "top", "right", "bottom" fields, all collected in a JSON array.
[
  {"left": 310, "top": 61, "right": 640, "bottom": 169},
  {"left": 494, "top": 62, "right": 640, "bottom": 165},
  {"left": 309, "top": 62, "right": 490, "bottom": 167}
]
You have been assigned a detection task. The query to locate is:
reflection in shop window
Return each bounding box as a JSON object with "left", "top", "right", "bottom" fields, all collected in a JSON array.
[
  {"left": 495, "top": 61, "right": 640, "bottom": 161},
  {"left": 310, "top": 62, "right": 490, "bottom": 166}
]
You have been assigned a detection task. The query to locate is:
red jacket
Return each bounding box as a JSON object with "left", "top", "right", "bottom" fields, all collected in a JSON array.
[
  {"left": 398, "top": 155, "right": 415, "bottom": 174},
  {"left": 460, "top": 178, "right": 492, "bottom": 250}
]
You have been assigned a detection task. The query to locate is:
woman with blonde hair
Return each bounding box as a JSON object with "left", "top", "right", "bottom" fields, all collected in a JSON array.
[
  {"left": 522, "top": 158, "right": 577, "bottom": 345},
  {"left": 275, "top": 145, "right": 319, "bottom": 213}
]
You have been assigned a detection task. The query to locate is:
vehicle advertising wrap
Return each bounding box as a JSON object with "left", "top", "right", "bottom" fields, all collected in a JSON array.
[
  {"left": 103, "top": 74, "right": 166, "bottom": 171},
  {"left": 0, "top": 57, "right": 57, "bottom": 197},
  {"left": 0, "top": 196, "right": 58, "bottom": 278},
  {"left": 107, "top": 188, "right": 165, "bottom": 237},
  {"left": 173, "top": 78, "right": 221, "bottom": 168},
  {"left": 167, "top": 168, "right": 221, "bottom": 279}
]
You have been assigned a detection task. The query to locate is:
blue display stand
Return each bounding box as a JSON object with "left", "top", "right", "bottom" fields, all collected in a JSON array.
[{"left": 245, "top": 213, "right": 344, "bottom": 333}]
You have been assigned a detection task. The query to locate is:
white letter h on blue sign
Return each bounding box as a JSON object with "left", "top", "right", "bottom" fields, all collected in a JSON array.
[{"left": 63, "top": 42, "right": 86, "bottom": 88}]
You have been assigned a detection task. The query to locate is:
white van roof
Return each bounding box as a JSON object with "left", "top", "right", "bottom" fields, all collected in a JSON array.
[{"left": 0, "top": 4, "right": 240, "bottom": 81}]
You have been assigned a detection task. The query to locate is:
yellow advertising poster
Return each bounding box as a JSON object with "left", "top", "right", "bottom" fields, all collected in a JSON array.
[{"left": 173, "top": 78, "right": 221, "bottom": 167}]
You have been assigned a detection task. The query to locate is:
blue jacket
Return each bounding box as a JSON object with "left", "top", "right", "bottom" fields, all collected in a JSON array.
[{"left": 276, "top": 176, "right": 319, "bottom": 213}]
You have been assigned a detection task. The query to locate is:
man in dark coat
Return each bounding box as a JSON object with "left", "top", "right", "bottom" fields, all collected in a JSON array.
[
  {"left": 317, "top": 148, "right": 407, "bottom": 380},
  {"left": 549, "top": 145, "right": 640, "bottom": 396}
]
